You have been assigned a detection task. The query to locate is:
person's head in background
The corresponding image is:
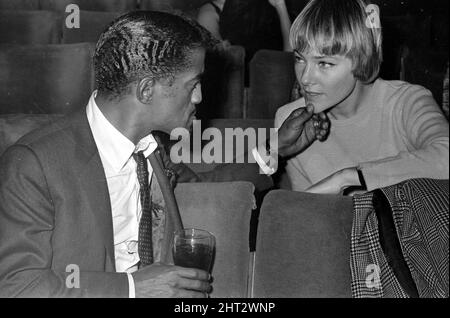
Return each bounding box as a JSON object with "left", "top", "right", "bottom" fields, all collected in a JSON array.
[
  {"left": 289, "top": 0, "right": 382, "bottom": 118},
  {"left": 93, "top": 11, "right": 213, "bottom": 141}
]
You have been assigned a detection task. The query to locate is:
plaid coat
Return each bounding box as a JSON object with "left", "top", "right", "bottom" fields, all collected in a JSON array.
[{"left": 351, "top": 178, "right": 449, "bottom": 298}]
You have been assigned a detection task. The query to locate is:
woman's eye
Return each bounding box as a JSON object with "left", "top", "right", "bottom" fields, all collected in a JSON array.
[
  {"left": 294, "top": 55, "right": 305, "bottom": 63},
  {"left": 318, "top": 61, "right": 334, "bottom": 68}
]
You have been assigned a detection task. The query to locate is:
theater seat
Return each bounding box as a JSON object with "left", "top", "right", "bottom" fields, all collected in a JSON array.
[
  {"left": 0, "top": 114, "right": 63, "bottom": 155},
  {"left": 197, "top": 45, "right": 246, "bottom": 119},
  {"left": 0, "top": 10, "right": 61, "bottom": 45},
  {"left": 252, "top": 190, "right": 353, "bottom": 297},
  {"left": 0, "top": 43, "right": 95, "bottom": 114},
  {"left": 39, "top": 0, "right": 137, "bottom": 12},
  {"left": 139, "top": 0, "right": 209, "bottom": 12},
  {"left": 61, "top": 11, "right": 120, "bottom": 44},
  {"left": 248, "top": 50, "right": 296, "bottom": 119},
  {"left": 0, "top": 0, "right": 39, "bottom": 10},
  {"left": 175, "top": 181, "right": 256, "bottom": 298}
]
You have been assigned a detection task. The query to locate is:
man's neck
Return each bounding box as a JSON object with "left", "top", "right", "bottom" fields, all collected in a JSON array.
[{"left": 95, "top": 93, "right": 154, "bottom": 145}]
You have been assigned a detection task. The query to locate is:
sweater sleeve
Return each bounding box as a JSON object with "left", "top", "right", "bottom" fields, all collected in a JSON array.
[{"left": 359, "top": 85, "right": 449, "bottom": 191}]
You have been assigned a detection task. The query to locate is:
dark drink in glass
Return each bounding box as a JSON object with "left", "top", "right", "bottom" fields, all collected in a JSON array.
[{"left": 173, "top": 228, "right": 215, "bottom": 272}]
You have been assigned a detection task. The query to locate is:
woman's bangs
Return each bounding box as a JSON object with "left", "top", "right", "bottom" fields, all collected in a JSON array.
[{"left": 295, "top": 19, "right": 353, "bottom": 57}]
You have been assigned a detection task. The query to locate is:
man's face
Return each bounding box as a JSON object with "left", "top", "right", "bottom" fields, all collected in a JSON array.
[
  {"left": 294, "top": 49, "right": 357, "bottom": 113},
  {"left": 152, "top": 48, "right": 205, "bottom": 134}
]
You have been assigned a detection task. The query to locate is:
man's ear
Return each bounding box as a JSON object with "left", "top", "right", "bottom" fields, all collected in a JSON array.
[{"left": 136, "top": 77, "right": 154, "bottom": 104}]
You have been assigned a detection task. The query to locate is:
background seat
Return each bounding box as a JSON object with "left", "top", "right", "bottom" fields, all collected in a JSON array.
[
  {"left": 252, "top": 190, "right": 354, "bottom": 297},
  {"left": 248, "top": 50, "right": 295, "bottom": 119},
  {"left": 0, "top": 0, "right": 39, "bottom": 10},
  {"left": 39, "top": 0, "right": 137, "bottom": 12},
  {"left": 174, "top": 181, "right": 255, "bottom": 298},
  {"left": 0, "top": 43, "right": 95, "bottom": 114},
  {"left": 197, "top": 45, "right": 246, "bottom": 119},
  {"left": 0, "top": 10, "right": 61, "bottom": 44},
  {"left": 61, "top": 10, "right": 120, "bottom": 44},
  {"left": 140, "top": 0, "right": 209, "bottom": 12},
  {"left": 0, "top": 113, "right": 63, "bottom": 155}
]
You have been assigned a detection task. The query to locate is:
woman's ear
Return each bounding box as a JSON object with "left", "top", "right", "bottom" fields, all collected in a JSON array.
[{"left": 136, "top": 77, "right": 154, "bottom": 104}]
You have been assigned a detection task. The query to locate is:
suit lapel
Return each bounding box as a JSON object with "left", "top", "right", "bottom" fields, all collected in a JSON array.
[{"left": 69, "top": 110, "right": 116, "bottom": 271}]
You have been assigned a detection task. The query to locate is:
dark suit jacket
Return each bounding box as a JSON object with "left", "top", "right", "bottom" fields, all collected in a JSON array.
[{"left": 0, "top": 110, "right": 272, "bottom": 297}]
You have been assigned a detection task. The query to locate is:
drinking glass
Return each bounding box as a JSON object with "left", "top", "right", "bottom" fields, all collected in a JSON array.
[{"left": 172, "top": 228, "right": 215, "bottom": 272}]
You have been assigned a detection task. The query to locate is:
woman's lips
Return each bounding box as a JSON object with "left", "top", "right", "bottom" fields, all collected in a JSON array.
[{"left": 304, "top": 90, "right": 323, "bottom": 97}]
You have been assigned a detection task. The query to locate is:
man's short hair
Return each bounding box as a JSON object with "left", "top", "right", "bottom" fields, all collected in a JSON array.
[
  {"left": 289, "top": 0, "right": 382, "bottom": 83},
  {"left": 94, "top": 11, "right": 214, "bottom": 99}
]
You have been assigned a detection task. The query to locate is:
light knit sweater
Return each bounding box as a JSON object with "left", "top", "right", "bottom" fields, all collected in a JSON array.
[{"left": 275, "top": 79, "right": 449, "bottom": 191}]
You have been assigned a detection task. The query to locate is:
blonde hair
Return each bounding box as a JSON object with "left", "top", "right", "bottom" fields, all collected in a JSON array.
[{"left": 289, "top": 0, "right": 382, "bottom": 83}]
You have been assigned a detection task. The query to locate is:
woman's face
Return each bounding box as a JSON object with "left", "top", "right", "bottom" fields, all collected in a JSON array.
[{"left": 294, "top": 49, "right": 358, "bottom": 114}]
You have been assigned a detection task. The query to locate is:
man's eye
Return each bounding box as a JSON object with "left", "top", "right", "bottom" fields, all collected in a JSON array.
[{"left": 191, "top": 81, "right": 200, "bottom": 91}]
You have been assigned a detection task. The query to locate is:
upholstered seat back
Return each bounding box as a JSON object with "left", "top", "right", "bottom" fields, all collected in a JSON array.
[
  {"left": 0, "top": 0, "right": 39, "bottom": 10},
  {"left": 0, "top": 10, "right": 61, "bottom": 45},
  {"left": 39, "top": 0, "right": 137, "bottom": 12},
  {"left": 248, "top": 50, "right": 296, "bottom": 119},
  {"left": 61, "top": 10, "right": 121, "bottom": 44},
  {"left": 175, "top": 181, "right": 255, "bottom": 298},
  {"left": 0, "top": 43, "right": 95, "bottom": 114},
  {"left": 252, "top": 190, "right": 353, "bottom": 297}
]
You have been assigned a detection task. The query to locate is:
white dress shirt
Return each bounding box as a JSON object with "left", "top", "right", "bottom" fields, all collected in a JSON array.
[
  {"left": 85, "top": 91, "right": 275, "bottom": 298},
  {"left": 86, "top": 91, "right": 157, "bottom": 298}
]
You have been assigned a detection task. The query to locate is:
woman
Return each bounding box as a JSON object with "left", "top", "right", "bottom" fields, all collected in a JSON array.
[{"left": 275, "top": 0, "right": 449, "bottom": 194}]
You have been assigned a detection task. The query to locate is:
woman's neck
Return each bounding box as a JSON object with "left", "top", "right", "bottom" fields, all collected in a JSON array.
[{"left": 328, "top": 81, "right": 373, "bottom": 120}]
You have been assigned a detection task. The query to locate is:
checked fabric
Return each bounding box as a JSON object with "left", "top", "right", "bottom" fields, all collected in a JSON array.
[{"left": 350, "top": 178, "right": 449, "bottom": 298}]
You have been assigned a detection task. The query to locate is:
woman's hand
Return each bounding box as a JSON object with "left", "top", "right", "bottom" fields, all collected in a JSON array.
[{"left": 305, "top": 167, "right": 360, "bottom": 195}]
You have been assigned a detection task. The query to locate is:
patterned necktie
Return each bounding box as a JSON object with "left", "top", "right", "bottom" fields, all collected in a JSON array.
[{"left": 133, "top": 151, "right": 153, "bottom": 266}]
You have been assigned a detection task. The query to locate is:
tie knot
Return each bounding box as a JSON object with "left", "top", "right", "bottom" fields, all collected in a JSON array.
[{"left": 133, "top": 150, "right": 146, "bottom": 163}]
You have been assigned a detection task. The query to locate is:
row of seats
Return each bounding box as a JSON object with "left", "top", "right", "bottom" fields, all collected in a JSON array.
[
  {"left": 0, "top": 10, "right": 124, "bottom": 44},
  {"left": 0, "top": 42, "right": 245, "bottom": 117},
  {"left": 0, "top": 0, "right": 209, "bottom": 12},
  {"left": 0, "top": 112, "right": 353, "bottom": 297},
  {"left": 0, "top": 43, "right": 447, "bottom": 120}
]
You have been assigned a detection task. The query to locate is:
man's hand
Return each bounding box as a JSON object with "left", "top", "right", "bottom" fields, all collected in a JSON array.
[
  {"left": 277, "top": 104, "right": 330, "bottom": 158},
  {"left": 132, "top": 263, "right": 211, "bottom": 298},
  {"left": 305, "top": 167, "right": 360, "bottom": 195}
]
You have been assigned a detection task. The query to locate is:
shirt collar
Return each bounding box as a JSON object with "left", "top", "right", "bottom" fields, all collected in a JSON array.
[{"left": 86, "top": 91, "right": 158, "bottom": 172}]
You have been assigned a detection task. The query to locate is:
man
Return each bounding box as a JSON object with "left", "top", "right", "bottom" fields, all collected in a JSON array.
[{"left": 0, "top": 11, "right": 328, "bottom": 297}]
